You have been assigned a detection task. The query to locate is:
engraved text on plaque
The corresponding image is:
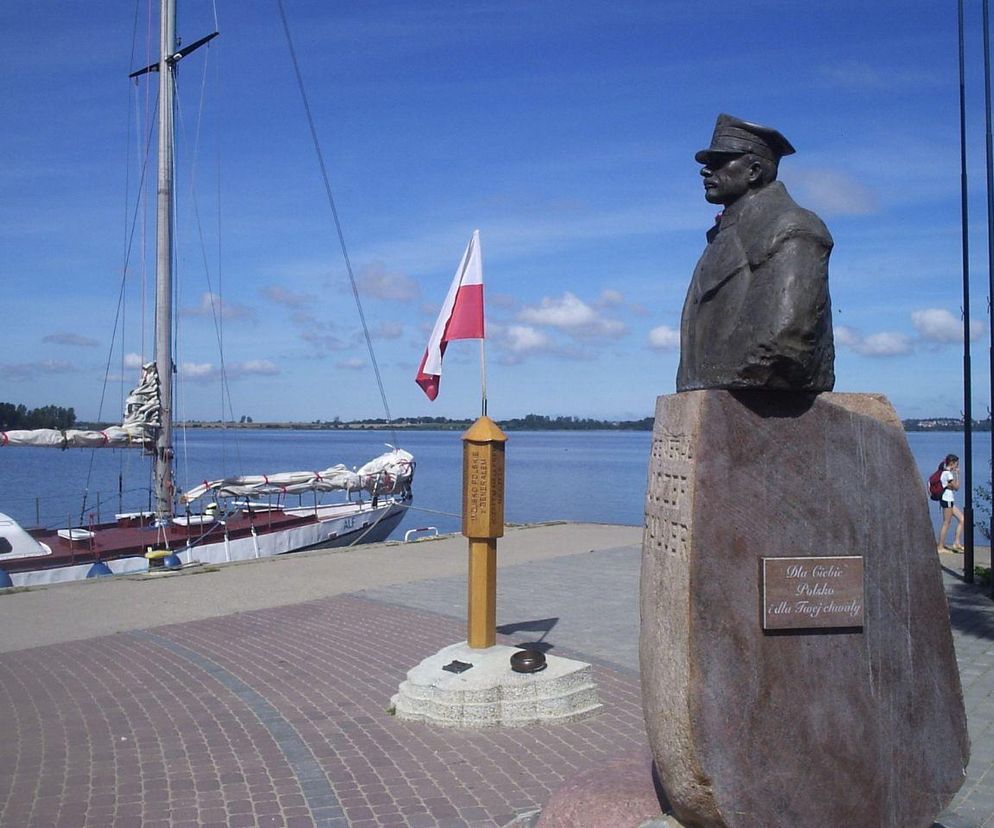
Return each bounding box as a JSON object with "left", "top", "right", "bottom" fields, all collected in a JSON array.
[{"left": 762, "top": 556, "right": 864, "bottom": 631}]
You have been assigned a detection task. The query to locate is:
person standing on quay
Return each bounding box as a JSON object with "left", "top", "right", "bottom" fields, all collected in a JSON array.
[{"left": 937, "top": 454, "right": 964, "bottom": 553}]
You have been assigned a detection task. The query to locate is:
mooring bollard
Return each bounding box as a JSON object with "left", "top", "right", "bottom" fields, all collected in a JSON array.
[{"left": 461, "top": 416, "right": 506, "bottom": 649}]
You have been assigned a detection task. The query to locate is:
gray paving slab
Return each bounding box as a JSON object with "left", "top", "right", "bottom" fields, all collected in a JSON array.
[
  {"left": 1, "top": 523, "right": 993, "bottom": 827},
  {"left": 360, "top": 544, "right": 994, "bottom": 827},
  {"left": 359, "top": 545, "right": 641, "bottom": 673},
  {"left": 0, "top": 522, "right": 642, "bottom": 654}
]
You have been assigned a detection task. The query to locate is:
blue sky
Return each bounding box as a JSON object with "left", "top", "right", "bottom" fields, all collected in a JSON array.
[{"left": 2, "top": 1, "right": 993, "bottom": 423}]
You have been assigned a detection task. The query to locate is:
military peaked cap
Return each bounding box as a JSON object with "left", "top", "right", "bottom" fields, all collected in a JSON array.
[{"left": 695, "top": 114, "right": 796, "bottom": 164}]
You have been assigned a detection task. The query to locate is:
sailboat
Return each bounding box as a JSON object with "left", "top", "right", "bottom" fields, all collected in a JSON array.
[{"left": 0, "top": 1, "right": 414, "bottom": 588}]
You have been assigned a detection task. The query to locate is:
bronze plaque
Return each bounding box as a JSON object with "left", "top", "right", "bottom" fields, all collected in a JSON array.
[
  {"left": 762, "top": 556, "right": 864, "bottom": 631},
  {"left": 462, "top": 441, "right": 505, "bottom": 538}
]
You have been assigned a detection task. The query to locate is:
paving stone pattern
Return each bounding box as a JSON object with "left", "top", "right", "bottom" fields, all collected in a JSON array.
[
  {"left": 941, "top": 570, "right": 994, "bottom": 828},
  {"left": 0, "top": 545, "right": 993, "bottom": 827},
  {"left": 0, "top": 594, "right": 644, "bottom": 828}
]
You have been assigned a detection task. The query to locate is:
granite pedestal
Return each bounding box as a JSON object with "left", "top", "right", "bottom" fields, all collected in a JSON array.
[{"left": 640, "top": 391, "right": 969, "bottom": 828}]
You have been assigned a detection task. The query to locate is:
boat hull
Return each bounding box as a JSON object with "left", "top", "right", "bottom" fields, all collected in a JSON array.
[{"left": 0, "top": 498, "right": 409, "bottom": 588}]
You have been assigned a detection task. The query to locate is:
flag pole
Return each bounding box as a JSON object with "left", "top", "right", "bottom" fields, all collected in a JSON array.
[
  {"left": 959, "top": 0, "right": 975, "bottom": 582},
  {"left": 982, "top": 0, "right": 994, "bottom": 598},
  {"left": 480, "top": 339, "right": 488, "bottom": 417}
]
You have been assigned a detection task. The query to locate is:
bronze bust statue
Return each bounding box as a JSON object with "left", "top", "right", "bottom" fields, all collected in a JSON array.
[{"left": 676, "top": 114, "right": 835, "bottom": 392}]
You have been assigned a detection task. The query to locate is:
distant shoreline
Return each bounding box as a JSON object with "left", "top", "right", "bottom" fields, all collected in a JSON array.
[
  {"left": 165, "top": 417, "right": 656, "bottom": 432},
  {"left": 68, "top": 417, "right": 991, "bottom": 433}
]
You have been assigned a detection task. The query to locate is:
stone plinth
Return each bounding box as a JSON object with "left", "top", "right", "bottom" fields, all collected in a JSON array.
[
  {"left": 640, "top": 391, "right": 968, "bottom": 828},
  {"left": 536, "top": 750, "right": 682, "bottom": 828},
  {"left": 392, "top": 642, "right": 601, "bottom": 728}
]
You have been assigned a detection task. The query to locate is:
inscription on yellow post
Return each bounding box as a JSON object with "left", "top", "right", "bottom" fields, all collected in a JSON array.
[{"left": 462, "top": 416, "right": 507, "bottom": 648}]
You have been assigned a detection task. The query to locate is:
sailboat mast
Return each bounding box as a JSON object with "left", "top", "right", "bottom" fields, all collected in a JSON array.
[{"left": 153, "top": 0, "right": 177, "bottom": 517}]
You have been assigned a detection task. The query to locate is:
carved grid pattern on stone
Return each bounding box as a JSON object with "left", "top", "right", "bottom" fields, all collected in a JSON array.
[
  {"left": 646, "top": 428, "right": 692, "bottom": 559},
  {"left": 652, "top": 429, "right": 694, "bottom": 463}
]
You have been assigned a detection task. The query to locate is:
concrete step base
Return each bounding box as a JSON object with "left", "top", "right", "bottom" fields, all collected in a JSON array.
[{"left": 391, "top": 641, "right": 602, "bottom": 728}]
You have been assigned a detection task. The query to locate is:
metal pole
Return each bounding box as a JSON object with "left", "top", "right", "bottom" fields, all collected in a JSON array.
[
  {"left": 985, "top": 0, "right": 994, "bottom": 598},
  {"left": 153, "top": 0, "right": 176, "bottom": 519},
  {"left": 960, "top": 0, "right": 976, "bottom": 583},
  {"left": 480, "top": 339, "right": 488, "bottom": 417}
]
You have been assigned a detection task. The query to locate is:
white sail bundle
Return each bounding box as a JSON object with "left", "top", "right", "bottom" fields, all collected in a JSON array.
[
  {"left": 1, "top": 363, "right": 159, "bottom": 449},
  {"left": 180, "top": 447, "right": 415, "bottom": 504}
]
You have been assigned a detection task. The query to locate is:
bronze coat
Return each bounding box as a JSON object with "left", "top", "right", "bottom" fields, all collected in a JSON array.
[{"left": 677, "top": 181, "right": 835, "bottom": 392}]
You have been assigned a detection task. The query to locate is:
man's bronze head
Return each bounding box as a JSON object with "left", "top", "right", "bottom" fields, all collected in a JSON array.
[{"left": 696, "top": 114, "right": 794, "bottom": 207}]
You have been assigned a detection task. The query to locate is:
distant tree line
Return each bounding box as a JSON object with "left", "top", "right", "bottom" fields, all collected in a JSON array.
[
  {"left": 0, "top": 402, "right": 77, "bottom": 431},
  {"left": 306, "top": 413, "right": 655, "bottom": 431},
  {"left": 902, "top": 417, "right": 992, "bottom": 432},
  {"left": 497, "top": 414, "right": 654, "bottom": 431}
]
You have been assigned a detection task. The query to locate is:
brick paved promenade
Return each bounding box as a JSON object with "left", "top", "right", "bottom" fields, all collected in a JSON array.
[{"left": 0, "top": 524, "right": 992, "bottom": 827}]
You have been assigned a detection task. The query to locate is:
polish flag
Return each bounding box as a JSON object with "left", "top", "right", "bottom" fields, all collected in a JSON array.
[{"left": 415, "top": 230, "right": 484, "bottom": 400}]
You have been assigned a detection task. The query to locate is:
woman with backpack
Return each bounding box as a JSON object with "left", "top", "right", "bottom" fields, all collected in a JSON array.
[{"left": 936, "top": 454, "right": 963, "bottom": 553}]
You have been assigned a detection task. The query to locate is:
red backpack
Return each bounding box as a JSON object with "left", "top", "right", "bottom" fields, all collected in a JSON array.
[{"left": 927, "top": 464, "right": 945, "bottom": 501}]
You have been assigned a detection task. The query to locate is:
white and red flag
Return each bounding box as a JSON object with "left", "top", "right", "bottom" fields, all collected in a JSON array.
[{"left": 415, "top": 229, "right": 485, "bottom": 400}]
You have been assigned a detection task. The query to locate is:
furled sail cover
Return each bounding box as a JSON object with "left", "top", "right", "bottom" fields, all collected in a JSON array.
[
  {"left": 180, "top": 447, "right": 415, "bottom": 504},
  {"left": 0, "top": 363, "right": 160, "bottom": 449}
]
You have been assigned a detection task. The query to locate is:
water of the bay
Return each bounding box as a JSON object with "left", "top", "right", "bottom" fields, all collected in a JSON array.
[{"left": 0, "top": 428, "right": 990, "bottom": 540}]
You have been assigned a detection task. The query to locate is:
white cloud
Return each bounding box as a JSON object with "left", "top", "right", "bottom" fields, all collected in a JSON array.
[
  {"left": 595, "top": 288, "right": 625, "bottom": 308},
  {"left": 518, "top": 292, "right": 627, "bottom": 339},
  {"left": 43, "top": 332, "right": 98, "bottom": 347},
  {"left": 261, "top": 285, "right": 316, "bottom": 308},
  {"left": 361, "top": 201, "right": 703, "bottom": 276},
  {"left": 487, "top": 323, "right": 594, "bottom": 365},
  {"left": 816, "top": 60, "right": 942, "bottom": 92},
  {"left": 179, "top": 362, "right": 217, "bottom": 382},
  {"left": 288, "top": 310, "right": 348, "bottom": 354},
  {"left": 301, "top": 331, "right": 347, "bottom": 352},
  {"left": 123, "top": 352, "right": 145, "bottom": 369},
  {"left": 181, "top": 292, "right": 255, "bottom": 321},
  {"left": 236, "top": 360, "right": 279, "bottom": 376},
  {"left": 489, "top": 292, "right": 519, "bottom": 310},
  {"left": 291, "top": 311, "right": 320, "bottom": 327},
  {"left": 486, "top": 322, "right": 549, "bottom": 365},
  {"left": 911, "top": 308, "right": 985, "bottom": 343},
  {"left": 374, "top": 320, "right": 404, "bottom": 340},
  {"left": 784, "top": 168, "right": 877, "bottom": 216},
  {"left": 860, "top": 333, "right": 911, "bottom": 356},
  {"left": 835, "top": 325, "right": 911, "bottom": 357},
  {"left": 337, "top": 357, "right": 366, "bottom": 370},
  {"left": 648, "top": 325, "right": 680, "bottom": 351},
  {"left": 504, "top": 325, "right": 553, "bottom": 354},
  {"left": 179, "top": 360, "right": 280, "bottom": 382},
  {"left": 0, "top": 360, "right": 75, "bottom": 380},
  {"left": 357, "top": 262, "right": 420, "bottom": 302}
]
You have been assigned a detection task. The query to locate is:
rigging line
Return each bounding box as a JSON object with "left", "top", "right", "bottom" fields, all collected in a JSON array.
[
  {"left": 118, "top": 2, "right": 144, "bottom": 502},
  {"left": 173, "top": 51, "right": 243, "bottom": 482},
  {"left": 276, "top": 0, "right": 398, "bottom": 447},
  {"left": 212, "top": 26, "right": 239, "bottom": 473},
  {"left": 100, "top": 91, "right": 159, "bottom": 420},
  {"left": 177, "top": 45, "right": 244, "bottom": 480},
  {"left": 172, "top": 74, "right": 189, "bottom": 489},
  {"left": 177, "top": 43, "right": 239, "bottom": 431},
  {"left": 400, "top": 503, "right": 462, "bottom": 520},
  {"left": 79, "top": 87, "right": 160, "bottom": 525}
]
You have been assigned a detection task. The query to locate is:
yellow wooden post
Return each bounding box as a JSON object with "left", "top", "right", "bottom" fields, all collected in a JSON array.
[{"left": 462, "top": 416, "right": 507, "bottom": 648}]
